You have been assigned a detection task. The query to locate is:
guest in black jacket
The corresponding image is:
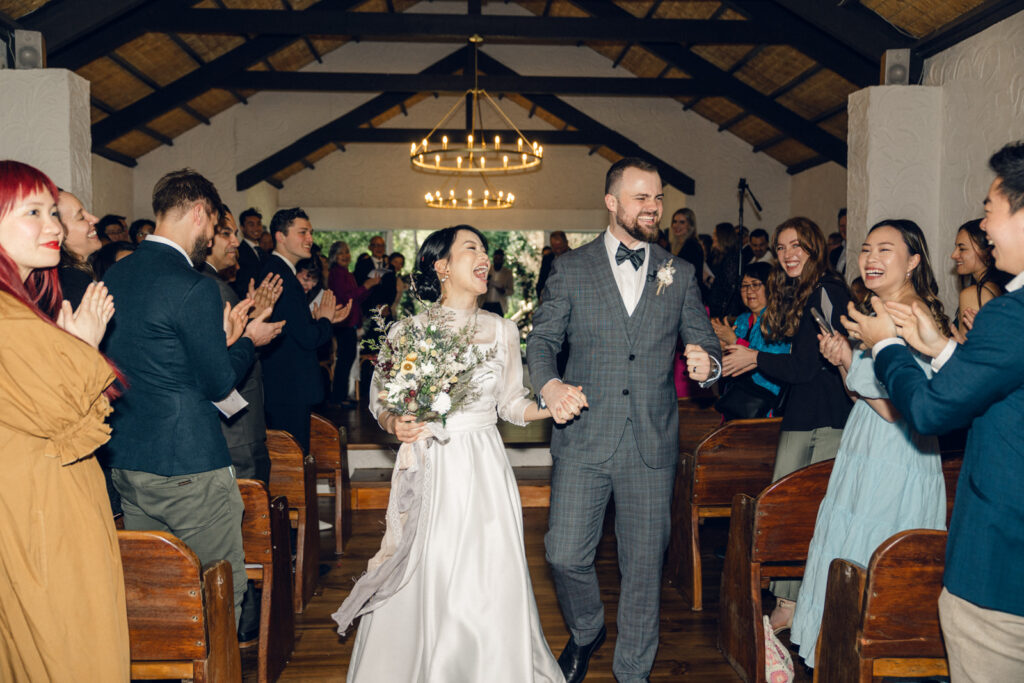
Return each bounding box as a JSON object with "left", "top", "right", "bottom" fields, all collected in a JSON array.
[
  {"left": 260, "top": 208, "right": 350, "bottom": 453},
  {"left": 233, "top": 207, "right": 266, "bottom": 299}
]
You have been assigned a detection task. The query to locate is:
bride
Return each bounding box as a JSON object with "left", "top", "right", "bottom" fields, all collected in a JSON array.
[{"left": 333, "top": 226, "right": 582, "bottom": 682}]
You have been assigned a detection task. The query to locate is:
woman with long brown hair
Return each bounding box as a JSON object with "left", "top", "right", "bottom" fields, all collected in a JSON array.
[
  {"left": 950, "top": 218, "right": 1006, "bottom": 331},
  {"left": 721, "top": 216, "right": 852, "bottom": 630},
  {"left": 0, "top": 160, "right": 129, "bottom": 681}
]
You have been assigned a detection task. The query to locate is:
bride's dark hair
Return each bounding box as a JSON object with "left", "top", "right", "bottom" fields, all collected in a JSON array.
[{"left": 413, "top": 225, "right": 489, "bottom": 302}]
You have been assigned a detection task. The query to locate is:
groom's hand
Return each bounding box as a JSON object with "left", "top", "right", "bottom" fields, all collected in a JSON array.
[
  {"left": 684, "top": 344, "right": 712, "bottom": 382},
  {"left": 541, "top": 379, "right": 587, "bottom": 424}
]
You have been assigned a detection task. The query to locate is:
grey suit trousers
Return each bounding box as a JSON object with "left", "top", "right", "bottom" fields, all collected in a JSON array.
[{"left": 545, "top": 423, "right": 675, "bottom": 682}]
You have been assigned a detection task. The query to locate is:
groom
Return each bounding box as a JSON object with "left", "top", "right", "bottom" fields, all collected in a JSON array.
[{"left": 527, "top": 157, "right": 720, "bottom": 683}]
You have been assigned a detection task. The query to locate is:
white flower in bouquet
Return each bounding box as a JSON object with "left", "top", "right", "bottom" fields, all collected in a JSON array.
[{"left": 431, "top": 392, "right": 452, "bottom": 415}]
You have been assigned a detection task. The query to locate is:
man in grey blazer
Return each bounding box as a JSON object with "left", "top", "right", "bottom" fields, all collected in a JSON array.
[{"left": 527, "top": 158, "right": 720, "bottom": 683}]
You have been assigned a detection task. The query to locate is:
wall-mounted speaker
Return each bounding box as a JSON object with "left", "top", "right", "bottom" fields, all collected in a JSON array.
[
  {"left": 881, "top": 48, "right": 911, "bottom": 86},
  {"left": 13, "top": 30, "right": 46, "bottom": 69}
]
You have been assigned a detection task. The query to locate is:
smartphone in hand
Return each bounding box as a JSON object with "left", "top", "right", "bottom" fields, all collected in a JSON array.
[{"left": 810, "top": 307, "right": 834, "bottom": 335}]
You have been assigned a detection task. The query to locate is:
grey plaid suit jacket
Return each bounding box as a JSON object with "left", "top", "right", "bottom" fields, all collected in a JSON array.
[{"left": 527, "top": 235, "right": 720, "bottom": 468}]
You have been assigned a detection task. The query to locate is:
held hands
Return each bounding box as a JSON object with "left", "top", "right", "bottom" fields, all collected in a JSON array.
[
  {"left": 722, "top": 344, "right": 757, "bottom": 377},
  {"left": 540, "top": 379, "right": 589, "bottom": 424},
  {"left": 841, "top": 297, "right": 896, "bottom": 348},
  {"left": 885, "top": 301, "right": 952, "bottom": 357},
  {"left": 247, "top": 273, "right": 283, "bottom": 319},
  {"left": 817, "top": 331, "right": 852, "bottom": 370},
  {"left": 57, "top": 281, "right": 115, "bottom": 349},
  {"left": 683, "top": 344, "right": 713, "bottom": 382},
  {"left": 710, "top": 317, "right": 737, "bottom": 346}
]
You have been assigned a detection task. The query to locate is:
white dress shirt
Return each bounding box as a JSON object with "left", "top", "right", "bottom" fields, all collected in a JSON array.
[
  {"left": 603, "top": 227, "right": 650, "bottom": 316},
  {"left": 145, "top": 234, "right": 192, "bottom": 266}
]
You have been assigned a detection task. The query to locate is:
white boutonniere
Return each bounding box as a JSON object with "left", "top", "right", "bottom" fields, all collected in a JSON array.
[{"left": 656, "top": 259, "right": 675, "bottom": 295}]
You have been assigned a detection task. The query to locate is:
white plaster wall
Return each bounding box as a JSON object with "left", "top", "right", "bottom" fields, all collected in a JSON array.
[
  {"left": 91, "top": 153, "right": 135, "bottom": 217},
  {"left": 789, "top": 161, "right": 846, "bottom": 238},
  {"left": 132, "top": 1, "right": 791, "bottom": 237},
  {"left": 0, "top": 69, "right": 91, "bottom": 201},
  {"left": 923, "top": 8, "right": 1024, "bottom": 301}
]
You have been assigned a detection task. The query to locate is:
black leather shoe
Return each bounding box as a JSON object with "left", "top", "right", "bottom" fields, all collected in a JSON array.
[{"left": 558, "top": 625, "right": 606, "bottom": 683}]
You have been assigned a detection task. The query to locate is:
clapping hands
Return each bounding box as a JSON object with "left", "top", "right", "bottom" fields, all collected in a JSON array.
[
  {"left": 56, "top": 282, "right": 115, "bottom": 348},
  {"left": 884, "top": 300, "right": 952, "bottom": 357},
  {"left": 247, "top": 273, "right": 283, "bottom": 320},
  {"left": 710, "top": 317, "right": 737, "bottom": 346},
  {"left": 313, "top": 289, "right": 353, "bottom": 324},
  {"left": 223, "top": 297, "right": 286, "bottom": 347}
]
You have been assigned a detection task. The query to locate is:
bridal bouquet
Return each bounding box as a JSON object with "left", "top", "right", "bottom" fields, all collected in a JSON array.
[{"left": 365, "top": 304, "right": 494, "bottom": 425}]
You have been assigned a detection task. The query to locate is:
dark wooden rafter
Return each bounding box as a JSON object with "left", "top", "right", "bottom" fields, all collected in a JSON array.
[
  {"left": 787, "top": 155, "right": 827, "bottom": 175},
  {"left": 913, "top": 0, "right": 1024, "bottom": 59},
  {"left": 612, "top": 0, "right": 664, "bottom": 69},
  {"left": 105, "top": 51, "right": 211, "bottom": 125},
  {"left": 686, "top": 44, "right": 765, "bottom": 113},
  {"left": 165, "top": 32, "right": 248, "bottom": 104},
  {"left": 752, "top": 101, "right": 846, "bottom": 153},
  {"left": 725, "top": 0, "right": 888, "bottom": 87},
  {"left": 305, "top": 128, "right": 608, "bottom": 144},
  {"left": 280, "top": 0, "right": 323, "bottom": 64},
  {"left": 475, "top": 51, "right": 695, "bottom": 194},
  {"left": 575, "top": 1, "right": 846, "bottom": 168},
  {"left": 93, "top": 147, "right": 139, "bottom": 167},
  {"left": 26, "top": 0, "right": 197, "bottom": 71},
  {"left": 235, "top": 46, "right": 472, "bottom": 191},
  {"left": 712, "top": 61, "right": 826, "bottom": 135},
  {"left": 90, "top": 0, "right": 365, "bottom": 150},
  {"left": 217, "top": 71, "right": 718, "bottom": 96},
  {"left": 91, "top": 96, "right": 173, "bottom": 146},
  {"left": 155, "top": 11, "right": 787, "bottom": 44}
]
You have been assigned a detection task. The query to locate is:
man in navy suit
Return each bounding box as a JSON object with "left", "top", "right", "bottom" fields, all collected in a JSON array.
[
  {"left": 104, "top": 170, "right": 282, "bottom": 624},
  {"left": 260, "top": 207, "right": 349, "bottom": 453},
  {"left": 845, "top": 141, "right": 1024, "bottom": 681},
  {"left": 233, "top": 207, "right": 265, "bottom": 299}
]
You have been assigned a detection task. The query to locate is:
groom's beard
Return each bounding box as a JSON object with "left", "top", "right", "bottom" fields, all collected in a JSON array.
[{"left": 615, "top": 207, "right": 660, "bottom": 243}]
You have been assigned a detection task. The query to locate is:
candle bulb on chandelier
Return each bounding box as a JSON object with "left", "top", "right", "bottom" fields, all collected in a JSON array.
[
  {"left": 457, "top": 156, "right": 463, "bottom": 169},
  {"left": 442, "top": 135, "right": 448, "bottom": 150},
  {"left": 517, "top": 138, "right": 523, "bottom": 152},
  {"left": 467, "top": 134, "right": 473, "bottom": 149},
  {"left": 435, "top": 155, "right": 440, "bottom": 168},
  {"left": 503, "top": 155, "right": 509, "bottom": 168},
  {"left": 494, "top": 135, "right": 500, "bottom": 150},
  {"left": 422, "top": 139, "right": 428, "bottom": 152},
  {"left": 480, "top": 157, "right": 486, "bottom": 169}
]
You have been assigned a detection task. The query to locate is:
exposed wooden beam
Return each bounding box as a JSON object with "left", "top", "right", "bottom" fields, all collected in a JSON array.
[
  {"left": 166, "top": 32, "right": 248, "bottom": 104},
  {"left": 787, "top": 155, "right": 827, "bottom": 175},
  {"left": 913, "top": 0, "right": 1023, "bottom": 59},
  {"left": 91, "top": 96, "right": 174, "bottom": 147},
  {"left": 312, "top": 128, "right": 606, "bottom": 145},
  {"left": 38, "top": 0, "right": 196, "bottom": 71},
  {"left": 726, "top": 0, "right": 886, "bottom": 87},
  {"left": 218, "top": 71, "right": 715, "bottom": 96},
  {"left": 475, "top": 51, "right": 696, "bottom": 194},
  {"left": 576, "top": 2, "right": 846, "bottom": 167},
  {"left": 105, "top": 51, "right": 212, "bottom": 126},
  {"left": 18, "top": 0, "right": 158, "bottom": 56},
  {"left": 718, "top": 111, "right": 748, "bottom": 133},
  {"left": 236, "top": 47, "right": 471, "bottom": 191},
  {"left": 90, "top": 0, "right": 363, "bottom": 149},
  {"left": 751, "top": 101, "right": 847, "bottom": 153},
  {"left": 280, "top": 0, "right": 322, "bottom": 63},
  {"left": 157, "top": 10, "right": 782, "bottom": 44},
  {"left": 93, "top": 146, "right": 139, "bottom": 167}
]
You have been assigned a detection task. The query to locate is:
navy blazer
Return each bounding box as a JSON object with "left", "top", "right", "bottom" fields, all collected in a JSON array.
[
  {"left": 875, "top": 287, "right": 1024, "bottom": 617},
  {"left": 232, "top": 239, "right": 264, "bottom": 299},
  {"left": 259, "top": 253, "right": 332, "bottom": 407},
  {"left": 102, "top": 240, "right": 255, "bottom": 476}
]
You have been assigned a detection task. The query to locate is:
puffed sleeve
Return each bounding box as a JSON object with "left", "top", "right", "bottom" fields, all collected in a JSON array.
[
  {"left": 845, "top": 348, "right": 888, "bottom": 399},
  {"left": 0, "top": 317, "right": 115, "bottom": 465},
  {"left": 496, "top": 318, "right": 532, "bottom": 427}
]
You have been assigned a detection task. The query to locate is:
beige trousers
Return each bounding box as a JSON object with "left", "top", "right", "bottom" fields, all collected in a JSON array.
[{"left": 939, "top": 587, "right": 1024, "bottom": 683}]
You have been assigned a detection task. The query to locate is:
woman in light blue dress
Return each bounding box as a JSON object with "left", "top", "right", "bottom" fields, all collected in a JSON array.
[{"left": 789, "top": 219, "right": 951, "bottom": 667}]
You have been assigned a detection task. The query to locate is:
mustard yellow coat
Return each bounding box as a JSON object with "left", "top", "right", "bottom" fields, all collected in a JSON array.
[{"left": 0, "top": 292, "right": 129, "bottom": 681}]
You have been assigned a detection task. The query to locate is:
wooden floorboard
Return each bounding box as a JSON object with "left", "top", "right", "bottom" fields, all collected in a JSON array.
[{"left": 254, "top": 508, "right": 757, "bottom": 682}]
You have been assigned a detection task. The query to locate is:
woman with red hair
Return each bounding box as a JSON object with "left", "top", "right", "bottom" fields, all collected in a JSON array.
[{"left": 0, "top": 160, "right": 128, "bottom": 681}]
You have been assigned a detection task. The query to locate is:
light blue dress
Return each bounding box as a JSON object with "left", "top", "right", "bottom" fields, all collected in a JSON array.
[{"left": 789, "top": 348, "right": 946, "bottom": 666}]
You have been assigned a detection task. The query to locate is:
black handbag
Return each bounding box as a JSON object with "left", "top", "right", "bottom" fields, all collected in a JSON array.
[
  {"left": 714, "top": 317, "right": 786, "bottom": 421},
  {"left": 714, "top": 373, "right": 781, "bottom": 421}
]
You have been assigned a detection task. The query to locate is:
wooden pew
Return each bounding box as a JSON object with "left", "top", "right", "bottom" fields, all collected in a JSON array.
[
  {"left": 267, "top": 429, "right": 320, "bottom": 613},
  {"left": 238, "top": 479, "right": 295, "bottom": 683},
  {"left": 717, "top": 459, "right": 835, "bottom": 683},
  {"left": 814, "top": 529, "right": 948, "bottom": 682},
  {"left": 666, "top": 417, "right": 782, "bottom": 611},
  {"left": 118, "top": 530, "right": 241, "bottom": 683},
  {"left": 310, "top": 412, "right": 352, "bottom": 554},
  {"left": 677, "top": 397, "right": 725, "bottom": 454}
]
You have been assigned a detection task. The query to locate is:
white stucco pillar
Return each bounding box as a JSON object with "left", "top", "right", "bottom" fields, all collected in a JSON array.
[
  {"left": 0, "top": 69, "right": 92, "bottom": 202},
  {"left": 846, "top": 85, "right": 952, "bottom": 302},
  {"left": 244, "top": 181, "right": 279, "bottom": 225}
]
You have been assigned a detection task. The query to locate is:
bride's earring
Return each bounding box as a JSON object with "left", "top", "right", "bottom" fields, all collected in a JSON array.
[{"left": 440, "top": 272, "right": 450, "bottom": 283}]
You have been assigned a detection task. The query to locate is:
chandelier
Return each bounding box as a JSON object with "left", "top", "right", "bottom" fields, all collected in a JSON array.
[
  {"left": 410, "top": 36, "right": 544, "bottom": 177},
  {"left": 423, "top": 175, "right": 516, "bottom": 210}
]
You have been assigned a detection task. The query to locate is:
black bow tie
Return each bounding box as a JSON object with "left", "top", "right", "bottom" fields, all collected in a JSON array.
[{"left": 615, "top": 242, "right": 646, "bottom": 270}]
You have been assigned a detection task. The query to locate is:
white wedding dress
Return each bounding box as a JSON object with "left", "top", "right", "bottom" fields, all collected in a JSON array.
[{"left": 333, "top": 307, "right": 564, "bottom": 683}]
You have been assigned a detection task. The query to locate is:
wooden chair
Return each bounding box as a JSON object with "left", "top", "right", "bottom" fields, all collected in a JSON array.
[
  {"left": 118, "top": 530, "right": 241, "bottom": 683},
  {"left": 666, "top": 417, "right": 782, "bottom": 611},
  {"left": 310, "top": 412, "right": 352, "bottom": 554},
  {"left": 717, "top": 459, "right": 835, "bottom": 683},
  {"left": 266, "top": 429, "right": 320, "bottom": 613},
  {"left": 814, "top": 529, "right": 949, "bottom": 682},
  {"left": 238, "top": 479, "right": 295, "bottom": 683}
]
